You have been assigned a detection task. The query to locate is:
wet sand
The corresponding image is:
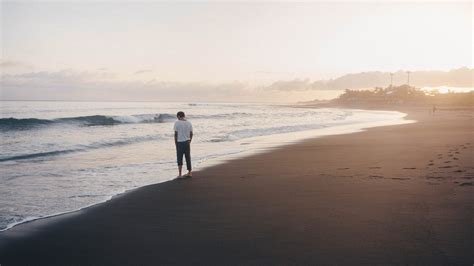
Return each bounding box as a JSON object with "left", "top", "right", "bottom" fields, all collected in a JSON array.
[{"left": 0, "top": 107, "right": 472, "bottom": 265}]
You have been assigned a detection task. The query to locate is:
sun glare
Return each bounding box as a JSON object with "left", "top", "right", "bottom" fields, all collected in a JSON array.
[{"left": 422, "top": 86, "right": 474, "bottom": 94}]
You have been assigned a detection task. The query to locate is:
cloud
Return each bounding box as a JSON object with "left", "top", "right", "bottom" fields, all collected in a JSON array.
[
  {"left": 0, "top": 70, "right": 251, "bottom": 102},
  {"left": 254, "top": 70, "right": 283, "bottom": 75},
  {"left": 134, "top": 69, "right": 153, "bottom": 75},
  {"left": 0, "top": 60, "right": 33, "bottom": 70},
  {"left": 266, "top": 79, "right": 313, "bottom": 91},
  {"left": 1, "top": 67, "right": 471, "bottom": 102}
]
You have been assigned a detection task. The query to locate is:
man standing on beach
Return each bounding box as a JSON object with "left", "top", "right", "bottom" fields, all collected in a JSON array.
[{"left": 174, "top": 111, "right": 193, "bottom": 177}]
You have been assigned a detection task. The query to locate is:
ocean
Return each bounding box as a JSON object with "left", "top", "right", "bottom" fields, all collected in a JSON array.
[{"left": 0, "top": 101, "right": 411, "bottom": 231}]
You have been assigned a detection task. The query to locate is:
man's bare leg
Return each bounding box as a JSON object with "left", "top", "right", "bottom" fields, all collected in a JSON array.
[
  {"left": 178, "top": 165, "right": 183, "bottom": 177},
  {"left": 186, "top": 170, "right": 192, "bottom": 177}
]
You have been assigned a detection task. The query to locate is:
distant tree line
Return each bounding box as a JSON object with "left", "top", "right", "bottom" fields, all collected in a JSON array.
[{"left": 333, "top": 85, "right": 473, "bottom": 106}]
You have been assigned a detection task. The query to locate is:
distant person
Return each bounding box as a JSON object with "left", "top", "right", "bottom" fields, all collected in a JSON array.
[
  {"left": 432, "top": 105, "right": 437, "bottom": 116},
  {"left": 174, "top": 111, "right": 193, "bottom": 177}
]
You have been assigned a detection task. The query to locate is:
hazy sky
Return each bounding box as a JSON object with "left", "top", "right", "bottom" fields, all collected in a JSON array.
[{"left": 0, "top": 1, "right": 472, "bottom": 102}]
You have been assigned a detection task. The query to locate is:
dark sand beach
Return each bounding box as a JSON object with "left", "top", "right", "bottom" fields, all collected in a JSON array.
[{"left": 0, "top": 107, "right": 472, "bottom": 265}]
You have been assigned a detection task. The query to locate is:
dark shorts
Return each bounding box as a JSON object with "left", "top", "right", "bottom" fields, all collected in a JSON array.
[{"left": 176, "top": 141, "right": 191, "bottom": 171}]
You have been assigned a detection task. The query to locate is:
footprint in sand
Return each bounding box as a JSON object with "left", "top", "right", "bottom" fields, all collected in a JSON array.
[
  {"left": 240, "top": 174, "right": 258, "bottom": 179},
  {"left": 453, "top": 158, "right": 459, "bottom": 160},
  {"left": 427, "top": 176, "right": 444, "bottom": 180},
  {"left": 369, "top": 175, "right": 384, "bottom": 179},
  {"left": 369, "top": 167, "right": 381, "bottom": 169},
  {"left": 337, "top": 168, "right": 349, "bottom": 170},
  {"left": 427, "top": 163, "right": 434, "bottom": 166},
  {"left": 453, "top": 170, "right": 465, "bottom": 173},
  {"left": 459, "top": 182, "right": 473, "bottom": 187},
  {"left": 444, "top": 161, "right": 451, "bottom": 164},
  {"left": 439, "top": 166, "right": 453, "bottom": 169},
  {"left": 392, "top": 177, "right": 411, "bottom": 180},
  {"left": 403, "top": 167, "right": 417, "bottom": 170}
]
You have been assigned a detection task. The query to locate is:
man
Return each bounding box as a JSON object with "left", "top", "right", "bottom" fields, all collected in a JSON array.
[{"left": 174, "top": 111, "right": 193, "bottom": 177}]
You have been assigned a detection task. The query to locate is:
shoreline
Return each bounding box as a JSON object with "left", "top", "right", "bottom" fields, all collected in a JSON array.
[
  {"left": 0, "top": 108, "right": 411, "bottom": 233},
  {"left": 1, "top": 106, "right": 472, "bottom": 265}
]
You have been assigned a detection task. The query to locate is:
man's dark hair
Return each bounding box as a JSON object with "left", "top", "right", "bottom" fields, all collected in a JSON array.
[{"left": 177, "top": 111, "right": 185, "bottom": 118}]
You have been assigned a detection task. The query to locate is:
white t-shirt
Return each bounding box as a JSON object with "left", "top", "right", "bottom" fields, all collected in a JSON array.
[{"left": 174, "top": 120, "right": 193, "bottom": 142}]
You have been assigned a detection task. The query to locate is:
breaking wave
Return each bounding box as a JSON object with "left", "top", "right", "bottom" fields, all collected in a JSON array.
[
  {"left": 0, "top": 112, "right": 257, "bottom": 131},
  {"left": 0, "top": 114, "right": 176, "bottom": 131}
]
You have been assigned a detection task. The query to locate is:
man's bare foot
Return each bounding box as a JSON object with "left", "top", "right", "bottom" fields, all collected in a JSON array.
[{"left": 184, "top": 172, "right": 192, "bottom": 177}]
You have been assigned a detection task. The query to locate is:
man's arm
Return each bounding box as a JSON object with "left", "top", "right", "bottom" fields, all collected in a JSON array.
[
  {"left": 174, "top": 131, "right": 178, "bottom": 145},
  {"left": 189, "top": 131, "right": 193, "bottom": 143}
]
